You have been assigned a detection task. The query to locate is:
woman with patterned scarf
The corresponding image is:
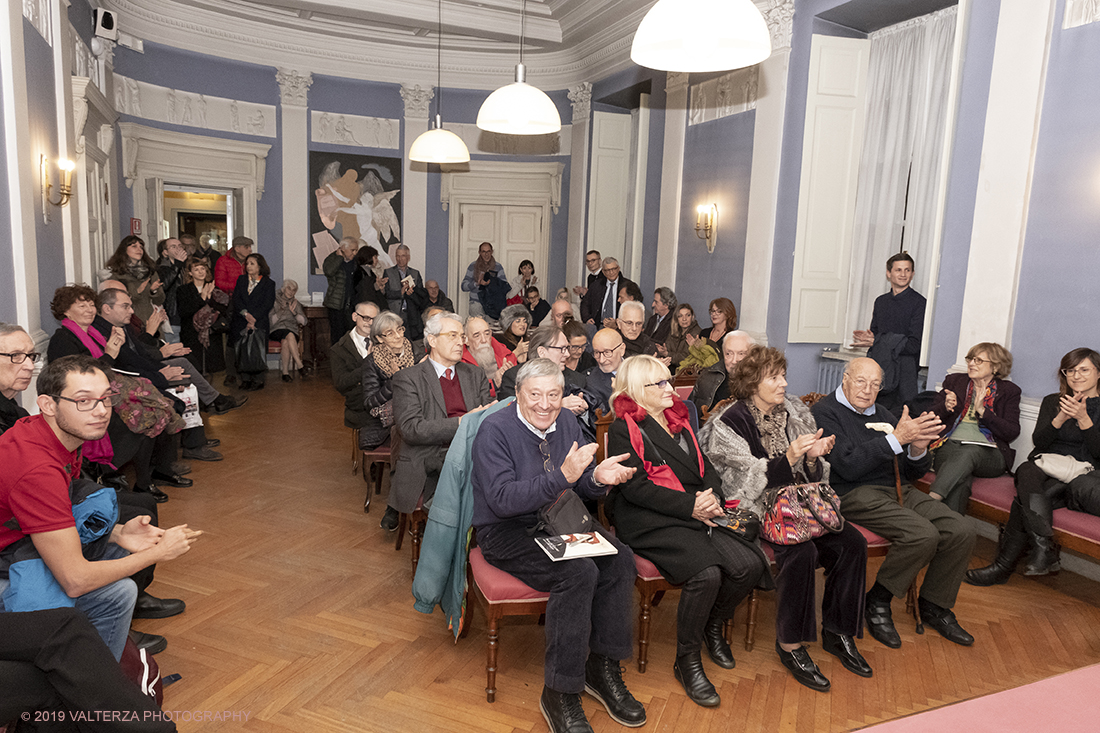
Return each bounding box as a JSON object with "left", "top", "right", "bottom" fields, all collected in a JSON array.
[
  {"left": 359, "top": 310, "right": 415, "bottom": 450},
  {"left": 105, "top": 235, "right": 165, "bottom": 325},
  {"left": 929, "top": 342, "right": 1021, "bottom": 515}
]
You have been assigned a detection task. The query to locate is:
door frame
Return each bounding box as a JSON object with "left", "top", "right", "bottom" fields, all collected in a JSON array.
[{"left": 442, "top": 161, "right": 563, "bottom": 315}]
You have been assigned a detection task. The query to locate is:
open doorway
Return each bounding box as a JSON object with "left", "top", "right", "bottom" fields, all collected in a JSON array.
[{"left": 163, "top": 186, "right": 232, "bottom": 254}]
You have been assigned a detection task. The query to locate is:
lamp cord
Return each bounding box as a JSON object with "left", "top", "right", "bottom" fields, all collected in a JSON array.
[
  {"left": 436, "top": 0, "right": 443, "bottom": 122},
  {"left": 520, "top": 0, "right": 526, "bottom": 65}
]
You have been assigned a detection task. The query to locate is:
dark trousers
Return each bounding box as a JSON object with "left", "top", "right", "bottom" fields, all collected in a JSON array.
[
  {"left": 478, "top": 522, "right": 636, "bottom": 693},
  {"left": 0, "top": 608, "right": 175, "bottom": 733},
  {"left": 932, "top": 440, "right": 1006, "bottom": 515},
  {"left": 766, "top": 523, "right": 867, "bottom": 644},
  {"left": 1015, "top": 459, "right": 1100, "bottom": 534},
  {"left": 839, "top": 483, "right": 975, "bottom": 609},
  {"left": 327, "top": 306, "right": 351, "bottom": 346},
  {"left": 104, "top": 420, "right": 176, "bottom": 490},
  {"left": 674, "top": 531, "right": 765, "bottom": 656},
  {"left": 116, "top": 491, "right": 158, "bottom": 594}
]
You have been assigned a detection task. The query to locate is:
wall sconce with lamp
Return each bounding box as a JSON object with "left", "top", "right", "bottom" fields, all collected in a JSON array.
[
  {"left": 41, "top": 155, "right": 75, "bottom": 223},
  {"left": 696, "top": 203, "right": 718, "bottom": 252}
]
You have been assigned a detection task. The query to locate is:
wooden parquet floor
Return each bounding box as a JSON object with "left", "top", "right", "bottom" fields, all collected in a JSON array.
[{"left": 138, "top": 373, "right": 1100, "bottom": 732}]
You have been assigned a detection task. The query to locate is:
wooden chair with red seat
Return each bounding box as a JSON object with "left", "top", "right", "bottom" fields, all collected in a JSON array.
[
  {"left": 466, "top": 546, "right": 550, "bottom": 702},
  {"left": 395, "top": 497, "right": 427, "bottom": 575},
  {"left": 361, "top": 433, "right": 394, "bottom": 513}
]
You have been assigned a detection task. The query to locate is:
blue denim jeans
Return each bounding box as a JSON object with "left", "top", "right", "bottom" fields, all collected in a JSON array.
[{"left": 0, "top": 543, "right": 137, "bottom": 661}]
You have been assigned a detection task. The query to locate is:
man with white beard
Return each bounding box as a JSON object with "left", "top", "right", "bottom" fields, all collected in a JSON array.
[{"left": 460, "top": 316, "right": 516, "bottom": 398}]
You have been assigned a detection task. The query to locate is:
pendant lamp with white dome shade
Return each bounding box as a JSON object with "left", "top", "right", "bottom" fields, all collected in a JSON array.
[
  {"left": 631, "top": 0, "right": 772, "bottom": 73},
  {"left": 409, "top": 0, "right": 470, "bottom": 163}
]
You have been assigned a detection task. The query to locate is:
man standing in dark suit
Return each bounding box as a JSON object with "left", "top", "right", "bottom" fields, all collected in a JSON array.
[
  {"left": 584, "top": 258, "right": 637, "bottom": 329},
  {"left": 576, "top": 249, "right": 604, "bottom": 323},
  {"left": 379, "top": 312, "right": 494, "bottom": 531},
  {"left": 383, "top": 244, "right": 428, "bottom": 343}
]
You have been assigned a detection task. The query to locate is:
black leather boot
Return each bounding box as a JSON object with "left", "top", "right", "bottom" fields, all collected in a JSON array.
[
  {"left": 540, "top": 686, "right": 593, "bottom": 733},
  {"left": 583, "top": 654, "right": 646, "bottom": 727},
  {"left": 673, "top": 652, "right": 720, "bottom": 707},
  {"left": 703, "top": 618, "right": 736, "bottom": 669},
  {"left": 967, "top": 502, "right": 1029, "bottom": 586},
  {"left": 1022, "top": 495, "right": 1060, "bottom": 576},
  {"left": 1024, "top": 535, "right": 1060, "bottom": 576}
]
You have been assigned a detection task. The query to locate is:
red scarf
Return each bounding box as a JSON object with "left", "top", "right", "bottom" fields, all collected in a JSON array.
[{"left": 612, "top": 393, "right": 702, "bottom": 492}]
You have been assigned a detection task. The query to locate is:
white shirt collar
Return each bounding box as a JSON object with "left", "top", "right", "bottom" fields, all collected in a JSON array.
[
  {"left": 428, "top": 356, "right": 456, "bottom": 379},
  {"left": 351, "top": 329, "right": 370, "bottom": 359},
  {"left": 835, "top": 385, "right": 876, "bottom": 416},
  {"left": 515, "top": 403, "right": 558, "bottom": 439}
]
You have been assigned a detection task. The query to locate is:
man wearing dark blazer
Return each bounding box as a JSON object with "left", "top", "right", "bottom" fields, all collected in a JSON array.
[
  {"left": 380, "top": 312, "right": 494, "bottom": 531},
  {"left": 330, "top": 301, "right": 379, "bottom": 436},
  {"left": 583, "top": 257, "right": 637, "bottom": 329},
  {"left": 644, "top": 287, "right": 676, "bottom": 347},
  {"left": 585, "top": 328, "right": 625, "bottom": 415},
  {"left": 497, "top": 325, "right": 586, "bottom": 401},
  {"left": 576, "top": 249, "right": 605, "bottom": 323},
  {"left": 383, "top": 244, "right": 424, "bottom": 315}
]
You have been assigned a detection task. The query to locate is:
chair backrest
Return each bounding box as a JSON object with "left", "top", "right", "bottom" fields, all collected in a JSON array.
[
  {"left": 699, "top": 397, "right": 734, "bottom": 424},
  {"left": 800, "top": 391, "right": 826, "bottom": 408},
  {"left": 594, "top": 408, "right": 614, "bottom": 463},
  {"left": 672, "top": 364, "right": 700, "bottom": 387}
]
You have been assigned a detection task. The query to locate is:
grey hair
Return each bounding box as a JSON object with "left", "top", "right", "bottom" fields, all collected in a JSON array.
[
  {"left": 722, "top": 330, "right": 755, "bottom": 348},
  {"left": 339, "top": 236, "right": 360, "bottom": 250},
  {"left": 516, "top": 357, "right": 565, "bottom": 393},
  {"left": 654, "top": 287, "right": 677, "bottom": 311},
  {"left": 619, "top": 300, "right": 645, "bottom": 320},
  {"left": 424, "top": 311, "right": 464, "bottom": 337},
  {"left": 282, "top": 279, "right": 299, "bottom": 291},
  {"left": 395, "top": 244, "right": 410, "bottom": 253},
  {"left": 465, "top": 316, "right": 489, "bottom": 334},
  {"left": 0, "top": 323, "right": 28, "bottom": 339},
  {"left": 98, "top": 288, "right": 128, "bottom": 307},
  {"left": 602, "top": 257, "right": 619, "bottom": 267},
  {"left": 370, "top": 310, "right": 405, "bottom": 343},
  {"left": 844, "top": 357, "right": 883, "bottom": 378}
]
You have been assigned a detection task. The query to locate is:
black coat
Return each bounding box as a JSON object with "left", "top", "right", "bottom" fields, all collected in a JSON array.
[
  {"left": 229, "top": 276, "right": 276, "bottom": 346},
  {"left": 607, "top": 415, "right": 767, "bottom": 585},
  {"left": 583, "top": 276, "right": 637, "bottom": 324},
  {"left": 177, "top": 282, "right": 226, "bottom": 374}
]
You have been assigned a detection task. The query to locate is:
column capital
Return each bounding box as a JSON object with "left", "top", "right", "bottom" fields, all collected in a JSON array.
[
  {"left": 568, "top": 82, "right": 592, "bottom": 124},
  {"left": 400, "top": 84, "right": 434, "bottom": 120},
  {"left": 666, "top": 71, "right": 691, "bottom": 93},
  {"left": 276, "top": 69, "right": 313, "bottom": 107},
  {"left": 760, "top": 0, "right": 795, "bottom": 53}
]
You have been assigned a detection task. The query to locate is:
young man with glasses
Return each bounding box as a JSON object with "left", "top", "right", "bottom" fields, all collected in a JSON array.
[
  {"left": 471, "top": 358, "right": 645, "bottom": 733},
  {"left": 0, "top": 355, "right": 200, "bottom": 660},
  {"left": 812, "top": 357, "right": 976, "bottom": 651},
  {"left": 330, "top": 301, "right": 381, "bottom": 439}
]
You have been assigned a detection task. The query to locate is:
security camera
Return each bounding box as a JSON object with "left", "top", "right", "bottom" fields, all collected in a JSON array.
[{"left": 94, "top": 9, "right": 119, "bottom": 41}]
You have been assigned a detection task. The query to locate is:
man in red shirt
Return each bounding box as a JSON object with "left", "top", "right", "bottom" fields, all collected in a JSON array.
[{"left": 0, "top": 355, "right": 199, "bottom": 660}]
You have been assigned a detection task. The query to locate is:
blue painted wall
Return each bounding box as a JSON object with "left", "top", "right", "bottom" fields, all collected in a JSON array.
[
  {"left": 0, "top": 47, "right": 13, "bottom": 323},
  {"left": 68, "top": 0, "right": 96, "bottom": 45},
  {"left": 1011, "top": 0, "right": 1100, "bottom": 397},
  {"left": 675, "top": 110, "right": 755, "bottom": 329}
]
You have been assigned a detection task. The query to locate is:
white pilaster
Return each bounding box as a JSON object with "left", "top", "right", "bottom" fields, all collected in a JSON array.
[
  {"left": 566, "top": 82, "right": 592, "bottom": 289},
  {"left": 53, "top": 0, "right": 81, "bottom": 285},
  {"left": 657, "top": 71, "right": 690, "bottom": 291},
  {"left": 401, "top": 84, "right": 433, "bottom": 268},
  {"left": 740, "top": 0, "right": 794, "bottom": 344},
  {"left": 276, "top": 68, "right": 312, "bottom": 288},
  {"left": 955, "top": 0, "right": 1056, "bottom": 365}
]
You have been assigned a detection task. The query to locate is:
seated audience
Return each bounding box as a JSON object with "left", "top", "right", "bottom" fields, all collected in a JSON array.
[
  {"left": 495, "top": 304, "right": 532, "bottom": 363},
  {"left": 106, "top": 235, "right": 164, "bottom": 326},
  {"left": 177, "top": 257, "right": 227, "bottom": 376},
  {"left": 608, "top": 355, "right": 768, "bottom": 707},
  {"left": 230, "top": 253, "right": 277, "bottom": 391},
  {"left": 699, "top": 298, "right": 736, "bottom": 347},
  {"left": 585, "top": 328, "right": 624, "bottom": 415},
  {"left": 525, "top": 286, "right": 551, "bottom": 327},
  {"left": 461, "top": 316, "right": 516, "bottom": 396},
  {"left": 0, "top": 356, "right": 200, "bottom": 660},
  {"left": 689, "top": 331, "right": 754, "bottom": 411},
  {"left": 617, "top": 281, "right": 644, "bottom": 307},
  {"left": 498, "top": 326, "right": 586, "bottom": 404},
  {"left": 379, "top": 313, "right": 493, "bottom": 531},
  {"left": 331, "top": 301, "right": 380, "bottom": 444},
  {"left": 563, "top": 319, "right": 596, "bottom": 374},
  {"left": 424, "top": 279, "right": 454, "bottom": 312},
  {"left": 471, "top": 358, "right": 645, "bottom": 732},
  {"left": 555, "top": 288, "right": 571, "bottom": 301},
  {"left": 812, "top": 358, "right": 976, "bottom": 649},
  {"left": 270, "top": 279, "right": 308, "bottom": 382},
  {"left": 968, "top": 347, "right": 1100, "bottom": 585},
  {"left": 618, "top": 301, "right": 660, "bottom": 359},
  {"left": 927, "top": 343, "right": 1020, "bottom": 514},
  {"left": 361, "top": 310, "right": 415, "bottom": 452},
  {"left": 0, "top": 323, "right": 37, "bottom": 435},
  {"left": 550, "top": 299, "right": 575, "bottom": 329},
  {"left": 645, "top": 287, "right": 676, "bottom": 348},
  {"left": 666, "top": 303, "right": 702, "bottom": 371},
  {"left": 699, "top": 346, "right": 870, "bottom": 692}
]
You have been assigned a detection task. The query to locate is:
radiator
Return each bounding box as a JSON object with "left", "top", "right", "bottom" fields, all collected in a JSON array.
[{"left": 816, "top": 352, "right": 928, "bottom": 396}]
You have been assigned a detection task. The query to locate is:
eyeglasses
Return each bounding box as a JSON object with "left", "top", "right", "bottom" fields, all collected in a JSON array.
[
  {"left": 54, "top": 392, "right": 121, "bottom": 412},
  {"left": 539, "top": 440, "right": 555, "bottom": 473},
  {"left": 645, "top": 379, "right": 671, "bottom": 390},
  {"left": 353, "top": 311, "right": 374, "bottom": 321},
  {"left": 1062, "top": 367, "right": 1097, "bottom": 377},
  {"left": 594, "top": 344, "right": 623, "bottom": 358},
  {"left": 0, "top": 352, "right": 41, "bottom": 364},
  {"left": 620, "top": 320, "right": 644, "bottom": 328},
  {"left": 567, "top": 344, "right": 586, "bottom": 353},
  {"left": 709, "top": 308, "right": 722, "bottom": 314},
  {"left": 848, "top": 377, "right": 882, "bottom": 391},
  {"left": 542, "top": 345, "right": 571, "bottom": 355},
  {"left": 965, "top": 356, "right": 989, "bottom": 365}
]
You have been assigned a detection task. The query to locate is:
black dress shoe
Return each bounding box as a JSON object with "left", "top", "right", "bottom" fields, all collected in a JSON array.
[
  {"left": 704, "top": 618, "right": 736, "bottom": 669},
  {"left": 380, "top": 506, "right": 400, "bottom": 532},
  {"left": 134, "top": 485, "right": 169, "bottom": 503},
  {"left": 776, "top": 642, "right": 831, "bottom": 692},
  {"left": 673, "top": 652, "right": 720, "bottom": 707},
  {"left": 540, "top": 686, "right": 593, "bottom": 733},
  {"left": 210, "top": 394, "right": 247, "bottom": 415},
  {"left": 584, "top": 653, "right": 646, "bottom": 727},
  {"left": 205, "top": 438, "right": 221, "bottom": 448},
  {"left": 151, "top": 471, "right": 193, "bottom": 488},
  {"left": 128, "top": 630, "right": 168, "bottom": 655},
  {"left": 223, "top": 375, "right": 237, "bottom": 386},
  {"left": 281, "top": 374, "right": 293, "bottom": 382},
  {"left": 133, "top": 591, "right": 186, "bottom": 620},
  {"left": 919, "top": 605, "right": 974, "bottom": 646},
  {"left": 865, "top": 599, "right": 901, "bottom": 649},
  {"left": 821, "top": 629, "right": 873, "bottom": 677}
]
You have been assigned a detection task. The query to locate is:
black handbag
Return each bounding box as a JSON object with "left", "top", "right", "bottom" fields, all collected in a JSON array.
[
  {"left": 235, "top": 327, "right": 268, "bottom": 374},
  {"left": 528, "top": 489, "right": 594, "bottom": 536}
]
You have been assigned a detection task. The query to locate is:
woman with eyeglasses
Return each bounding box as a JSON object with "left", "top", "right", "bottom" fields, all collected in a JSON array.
[
  {"left": 359, "top": 311, "right": 415, "bottom": 450},
  {"left": 699, "top": 298, "right": 737, "bottom": 348},
  {"left": 606, "top": 355, "right": 770, "bottom": 708},
  {"left": 562, "top": 319, "right": 595, "bottom": 373},
  {"left": 926, "top": 343, "right": 1021, "bottom": 515},
  {"left": 698, "top": 345, "right": 869, "bottom": 693},
  {"left": 968, "top": 347, "right": 1100, "bottom": 584}
]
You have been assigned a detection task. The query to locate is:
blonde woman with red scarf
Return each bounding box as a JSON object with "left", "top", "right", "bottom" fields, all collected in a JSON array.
[{"left": 606, "top": 355, "right": 770, "bottom": 709}]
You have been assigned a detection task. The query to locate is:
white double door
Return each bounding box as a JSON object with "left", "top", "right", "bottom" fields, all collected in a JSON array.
[{"left": 453, "top": 203, "right": 546, "bottom": 320}]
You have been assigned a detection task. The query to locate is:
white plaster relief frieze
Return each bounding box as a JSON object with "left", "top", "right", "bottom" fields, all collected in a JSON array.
[
  {"left": 666, "top": 71, "right": 691, "bottom": 93},
  {"left": 311, "top": 111, "right": 400, "bottom": 150},
  {"left": 688, "top": 67, "right": 758, "bottom": 126},
  {"left": 1063, "top": 0, "right": 1099, "bottom": 28},
  {"left": 23, "top": 0, "right": 52, "bottom": 45},
  {"left": 446, "top": 123, "right": 571, "bottom": 158},
  {"left": 568, "top": 82, "right": 592, "bottom": 124},
  {"left": 113, "top": 73, "right": 277, "bottom": 138},
  {"left": 275, "top": 69, "right": 313, "bottom": 107},
  {"left": 72, "top": 35, "right": 106, "bottom": 93},
  {"left": 760, "top": 0, "right": 794, "bottom": 52},
  {"left": 400, "top": 84, "right": 434, "bottom": 120}
]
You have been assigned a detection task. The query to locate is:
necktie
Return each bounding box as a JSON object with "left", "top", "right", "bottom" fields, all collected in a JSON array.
[
  {"left": 444, "top": 368, "right": 453, "bottom": 381},
  {"left": 602, "top": 281, "right": 616, "bottom": 320}
]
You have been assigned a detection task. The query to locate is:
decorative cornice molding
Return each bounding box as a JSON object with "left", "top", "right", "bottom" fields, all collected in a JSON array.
[
  {"left": 689, "top": 67, "right": 758, "bottom": 126},
  {"left": 760, "top": 0, "right": 795, "bottom": 53},
  {"left": 114, "top": 73, "right": 276, "bottom": 138},
  {"left": 1065, "top": 0, "right": 1100, "bottom": 28},
  {"left": 311, "top": 111, "right": 400, "bottom": 150},
  {"left": 276, "top": 69, "right": 313, "bottom": 107},
  {"left": 400, "top": 84, "right": 434, "bottom": 120},
  {"left": 448, "top": 123, "right": 571, "bottom": 158},
  {"left": 568, "top": 82, "right": 592, "bottom": 124}
]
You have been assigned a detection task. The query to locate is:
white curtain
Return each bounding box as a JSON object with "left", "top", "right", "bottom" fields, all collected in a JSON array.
[{"left": 843, "top": 7, "right": 957, "bottom": 350}]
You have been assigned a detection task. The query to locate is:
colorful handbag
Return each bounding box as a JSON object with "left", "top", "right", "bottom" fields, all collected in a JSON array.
[{"left": 761, "top": 482, "right": 845, "bottom": 545}]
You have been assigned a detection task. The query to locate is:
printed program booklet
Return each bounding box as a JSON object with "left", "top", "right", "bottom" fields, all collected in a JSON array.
[{"left": 535, "top": 532, "right": 619, "bottom": 561}]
